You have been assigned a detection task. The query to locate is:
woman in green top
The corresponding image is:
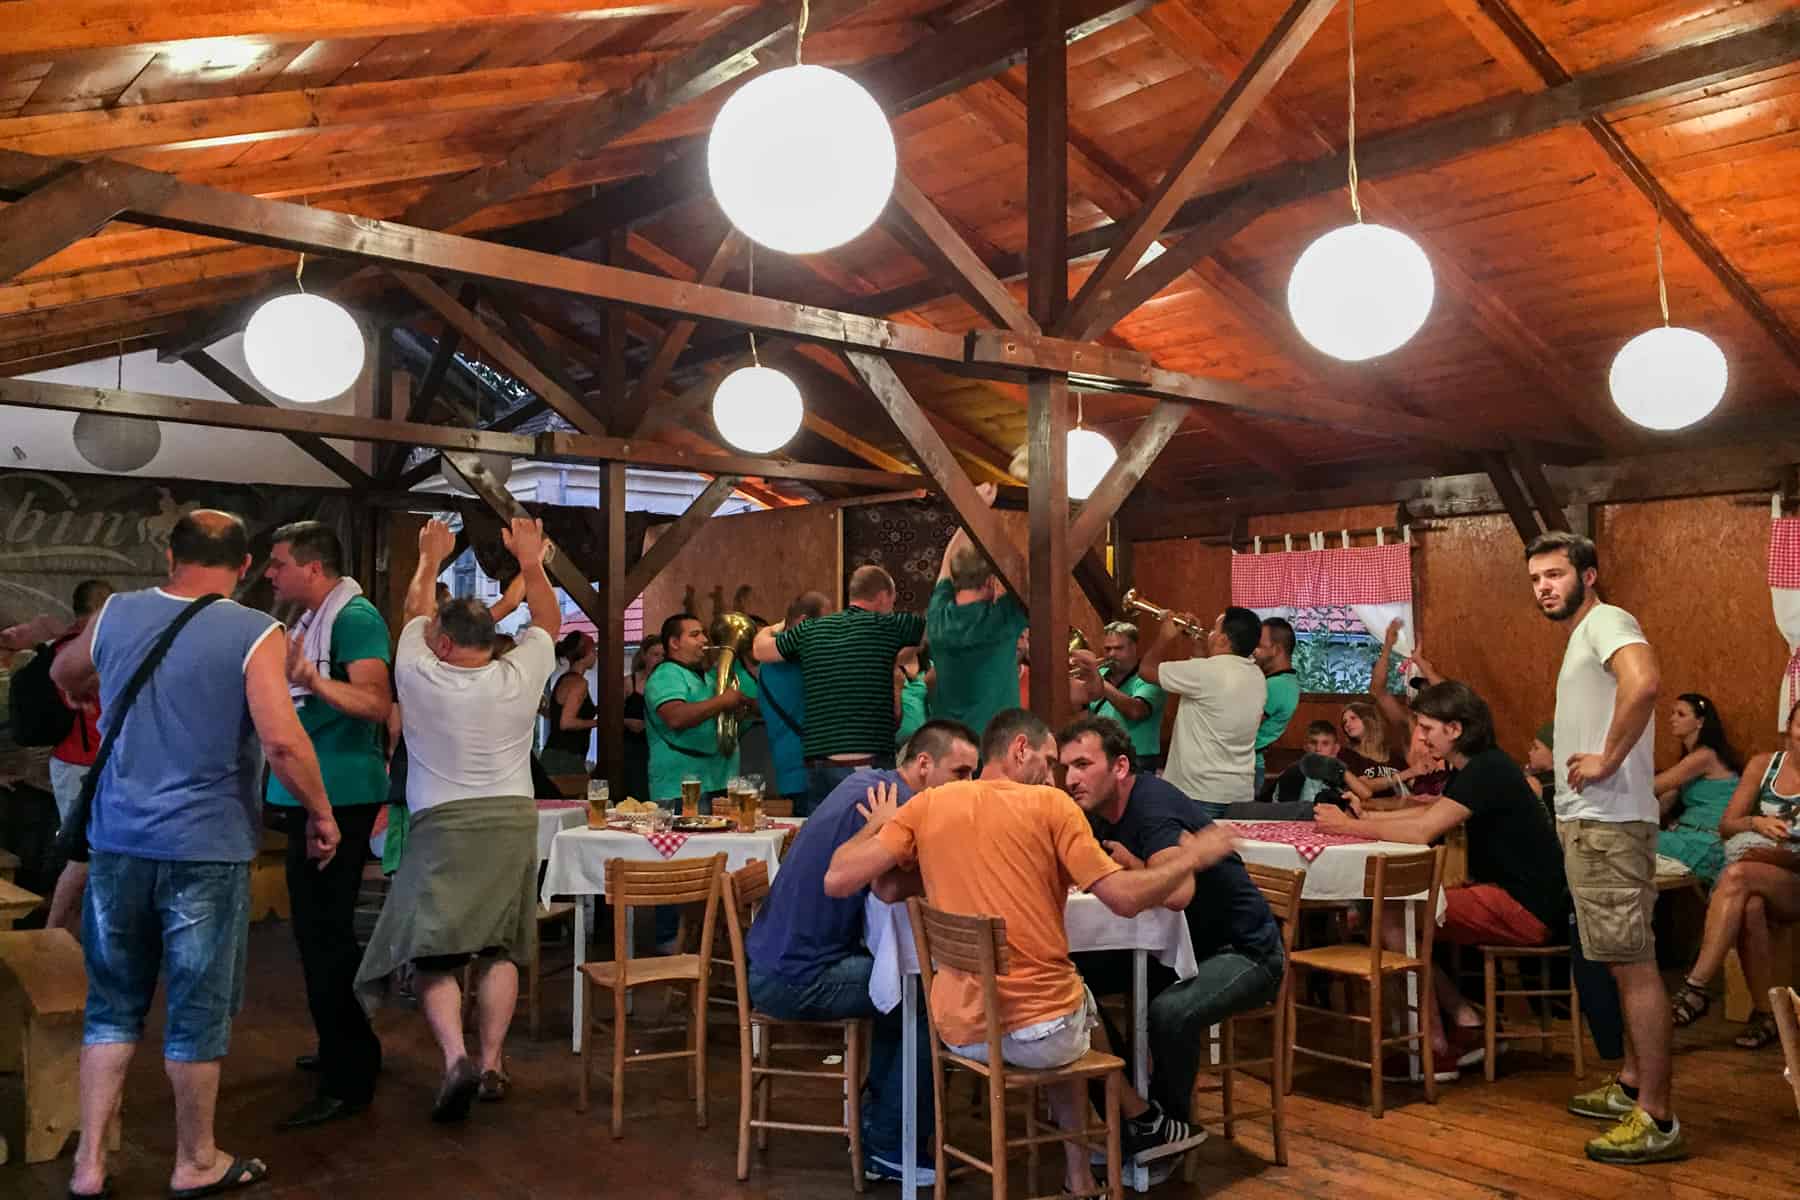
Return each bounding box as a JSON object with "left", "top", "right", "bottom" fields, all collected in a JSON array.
[{"left": 1654, "top": 692, "right": 1741, "bottom": 885}]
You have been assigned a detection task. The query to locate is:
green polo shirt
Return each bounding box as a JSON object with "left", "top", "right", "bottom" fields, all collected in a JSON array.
[
  {"left": 1089, "top": 665, "right": 1166, "bottom": 762},
  {"left": 266, "top": 595, "right": 390, "bottom": 810},
  {"left": 644, "top": 659, "right": 739, "bottom": 802},
  {"left": 925, "top": 579, "right": 1028, "bottom": 741},
  {"left": 1255, "top": 669, "right": 1301, "bottom": 770},
  {"left": 896, "top": 674, "right": 929, "bottom": 752}
]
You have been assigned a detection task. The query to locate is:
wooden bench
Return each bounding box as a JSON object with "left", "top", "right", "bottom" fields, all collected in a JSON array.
[{"left": 0, "top": 928, "right": 116, "bottom": 1164}]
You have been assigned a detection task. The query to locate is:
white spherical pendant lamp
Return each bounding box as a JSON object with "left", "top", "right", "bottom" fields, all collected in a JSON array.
[
  {"left": 1067, "top": 428, "right": 1117, "bottom": 501},
  {"left": 707, "top": 64, "right": 896, "bottom": 255},
  {"left": 440, "top": 452, "right": 514, "bottom": 495},
  {"left": 1287, "top": 222, "right": 1435, "bottom": 361},
  {"left": 1608, "top": 325, "right": 1726, "bottom": 431},
  {"left": 243, "top": 292, "right": 365, "bottom": 403},
  {"left": 712, "top": 365, "right": 803, "bottom": 453},
  {"left": 72, "top": 412, "right": 161, "bottom": 472}
]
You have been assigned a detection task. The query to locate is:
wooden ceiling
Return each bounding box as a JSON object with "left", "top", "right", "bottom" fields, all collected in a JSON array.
[{"left": 3, "top": 0, "right": 1799, "bottom": 502}]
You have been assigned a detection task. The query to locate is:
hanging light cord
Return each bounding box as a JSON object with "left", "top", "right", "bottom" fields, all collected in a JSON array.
[
  {"left": 795, "top": 0, "right": 810, "bottom": 67},
  {"left": 295, "top": 251, "right": 307, "bottom": 294},
  {"left": 1075, "top": 390, "right": 1085, "bottom": 431},
  {"left": 747, "top": 241, "right": 761, "bottom": 366},
  {"left": 1654, "top": 204, "right": 1670, "bottom": 326},
  {"left": 1346, "top": 0, "right": 1363, "bottom": 223}
]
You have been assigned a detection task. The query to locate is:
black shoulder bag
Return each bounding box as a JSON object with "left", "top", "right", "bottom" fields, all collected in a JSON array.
[{"left": 56, "top": 594, "right": 225, "bottom": 862}]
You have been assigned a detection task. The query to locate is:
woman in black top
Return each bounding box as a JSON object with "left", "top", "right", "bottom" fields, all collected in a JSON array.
[
  {"left": 621, "top": 640, "right": 663, "bottom": 803},
  {"left": 541, "top": 633, "right": 598, "bottom": 776}
]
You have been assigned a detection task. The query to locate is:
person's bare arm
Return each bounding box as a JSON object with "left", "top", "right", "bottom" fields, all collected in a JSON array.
[
  {"left": 244, "top": 633, "right": 338, "bottom": 865},
  {"left": 556, "top": 676, "right": 598, "bottom": 732},
  {"left": 1089, "top": 825, "right": 1234, "bottom": 917},
  {"left": 753, "top": 622, "right": 786, "bottom": 664},
  {"left": 656, "top": 691, "right": 742, "bottom": 733},
  {"left": 1652, "top": 749, "right": 1714, "bottom": 799},
  {"left": 1370, "top": 620, "right": 1413, "bottom": 732},
  {"left": 488, "top": 573, "right": 527, "bottom": 622},
  {"left": 1137, "top": 613, "right": 1196, "bottom": 689},
  {"left": 1315, "top": 796, "right": 1467, "bottom": 844},
  {"left": 1719, "top": 755, "right": 1776, "bottom": 840},
  {"left": 287, "top": 639, "right": 391, "bottom": 724},
  {"left": 406, "top": 520, "right": 456, "bottom": 627},
  {"left": 1568, "top": 642, "right": 1659, "bottom": 793},
  {"left": 1140, "top": 846, "right": 1196, "bottom": 910},
  {"left": 501, "top": 518, "right": 560, "bottom": 642},
  {"left": 48, "top": 617, "right": 99, "bottom": 701}
]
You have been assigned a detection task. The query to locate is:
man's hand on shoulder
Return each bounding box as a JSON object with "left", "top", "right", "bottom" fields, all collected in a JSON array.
[{"left": 857, "top": 780, "right": 901, "bottom": 833}]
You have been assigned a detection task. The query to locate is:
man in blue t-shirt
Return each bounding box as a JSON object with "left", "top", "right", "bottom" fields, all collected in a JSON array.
[
  {"left": 1059, "top": 715, "right": 1285, "bottom": 1133},
  {"left": 760, "top": 591, "right": 827, "bottom": 802},
  {"left": 744, "top": 719, "right": 979, "bottom": 1183}
]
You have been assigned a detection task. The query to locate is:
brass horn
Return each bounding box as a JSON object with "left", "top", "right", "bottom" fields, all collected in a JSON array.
[
  {"left": 708, "top": 612, "right": 758, "bottom": 756},
  {"left": 1120, "top": 588, "right": 1205, "bottom": 638}
]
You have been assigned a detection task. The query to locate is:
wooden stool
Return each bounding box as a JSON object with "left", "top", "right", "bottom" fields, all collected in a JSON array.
[
  {"left": 0, "top": 880, "right": 43, "bottom": 931},
  {"left": 1480, "top": 945, "right": 1583, "bottom": 1080},
  {"left": 529, "top": 902, "right": 576, "bottom": 1039},
  {"left": 0, "top": 928, "right": 117, "bottom": 1163}
]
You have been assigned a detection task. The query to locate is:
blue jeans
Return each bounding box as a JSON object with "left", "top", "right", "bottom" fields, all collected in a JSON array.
[
  {"left": 803, "top": 757, "right": 894, "bottom": 818},
  {"left": 747, "top": 954, "right": 932, "bottom": 1163},
  {"left": 1147, "top": 947, "right": 1284, "bottom": 1116},
  {"left": 83, "top": 851, "right": 251, "bottom": 1062}
]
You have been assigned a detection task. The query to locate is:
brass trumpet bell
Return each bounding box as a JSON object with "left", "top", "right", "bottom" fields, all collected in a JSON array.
[{"left": 1120, "top": 588, "right": 1204, "bottom": 638}]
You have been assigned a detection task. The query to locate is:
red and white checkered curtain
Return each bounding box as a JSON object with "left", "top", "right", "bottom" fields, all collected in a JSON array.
[
  {"left": 1767, "top": 518, "right": 1800, "bottom": 729},
  {"left": 1231, "top": 542, "right": 1416, "bottom": 658}
]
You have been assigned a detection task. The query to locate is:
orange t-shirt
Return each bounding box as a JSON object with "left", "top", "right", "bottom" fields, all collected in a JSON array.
[{"left": 877, "top": 778, "right": 1121, "bottom": 1045}]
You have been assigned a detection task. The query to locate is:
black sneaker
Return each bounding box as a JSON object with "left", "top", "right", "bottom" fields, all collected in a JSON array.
[{"left": 1121, "top": 1103, "right": 1209, "bottom": 1164}]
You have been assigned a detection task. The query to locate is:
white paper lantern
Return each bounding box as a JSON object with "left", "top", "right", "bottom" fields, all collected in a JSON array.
[
  {"left": 72, "top": 412, "right": 160, "bottom": 472},
  {"left": 243, "top": 293, "right": 366, "bottom": 403},
  {"left": 707, "top": 65, "right": 897, "bottom": 255},
  {"left": 1067, "top": 428, "right": 1117, "bottom": 501},
  {"left": 439, "top": 452, "right": 514, "bottom": 495},
  {"left": 712, "top": 365, "right": 803, "bottom": 453},
  {"left": 1287, "top": 223, "right": 1435, "bottom": 361},
  {"left": 1608, "top": 325, "right": 1727, "bottom": 431}
]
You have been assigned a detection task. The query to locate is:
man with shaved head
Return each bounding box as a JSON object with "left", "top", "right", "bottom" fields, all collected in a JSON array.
[{"left": 754, "top": 564, "right": 925, "bottom": 814}]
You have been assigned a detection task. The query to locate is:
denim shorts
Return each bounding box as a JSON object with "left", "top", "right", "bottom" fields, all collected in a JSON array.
[{"left": 83, "top": 852, "right": 251, "bottom": 1062}]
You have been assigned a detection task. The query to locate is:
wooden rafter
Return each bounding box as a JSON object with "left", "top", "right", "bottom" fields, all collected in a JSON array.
[
  {"left": 1067, "top": 402, "right": 1187, "bottom": 558},
  {"left": 0, "top": 161, "right": 167, "bottom": 283},
  {"left": 1507, "top": 439, "right": 1570, "bottom": 533},
  {"left": 624, "top": 229, "right": 742, "bottom": 438},
  {"left": 621, "top": 474, "right": 741, "bottom": 606},
  {"left": 181, "top": 349, "right": 376, "bottom": 490},
  {"left": 888, "top": 173, "right": 1037, "bottom": 335}
]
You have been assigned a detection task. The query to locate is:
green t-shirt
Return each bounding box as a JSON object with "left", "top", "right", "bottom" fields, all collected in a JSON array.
[
  {"left": 1089, "top": 666, "right": 1167, "bottom": 761},
  {"left": 644, "top": 659, "right": 739, "bottom": 802},
  {"left": 1255, "top": 669, "right": 1301, "bottom": 769},
  {"left": 895, "top": 674, "right": 929, "bottom": 752},
  {"left": 266, "top": 595, "right": 391, "bottom": 809},
  {"left": 925, "top": 579, "right": 1028, "bottom": 742}
]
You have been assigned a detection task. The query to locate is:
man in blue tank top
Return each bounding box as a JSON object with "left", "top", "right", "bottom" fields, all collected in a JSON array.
[{"left": 51, "top": 510, "right": 336, "bottom": 1200}]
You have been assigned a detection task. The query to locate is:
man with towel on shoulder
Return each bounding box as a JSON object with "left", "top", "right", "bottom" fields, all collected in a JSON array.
[
  {"left": 356, "top": 516, "right": 560, "bottom": 1123},
  {"left": 264, "top": 521, "right": 393, "bottom": 1129}
]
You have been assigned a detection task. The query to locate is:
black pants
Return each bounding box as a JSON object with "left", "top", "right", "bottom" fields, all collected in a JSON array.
[
  {"left": 284, "top": 804, "right": 382, "bottom": 1104},
  {"left": 1570, "top": 912, "right": 1626, "bottom": 1060}
]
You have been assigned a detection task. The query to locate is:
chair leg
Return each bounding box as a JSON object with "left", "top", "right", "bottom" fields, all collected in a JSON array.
[
  {"left": 932, "top": 1065, "right": 949, "bottom": 1200},
  {"left": 1284, "top": 970, "right": 1299, "bottom": 1096},
  {"left": 737, "top": 1023, "right": 753, "bottom": 1182},
  {"left": 1270, "top": 994, "right": 1289, "bottom": 1167},
  {"left": 1535, "top": 960, "right": 1554, "bottom": 1055},
  {"left": 578, "top": 976, "right": 593, "bottom": 1113},
  {"left": 755, "top": 1028, "right": 771, "bottom": 1151},
  {"left": 694, "top": 980, "right": 709, "bottom": 1129},
  {"left": 1221, "top": 1017, "right": 1236, "bottom": 1138},
  {"left": 1368, "top": 976, "right": 1384, "bottom": 1119},
  {"left": 847, "top": 1022, "right": 866, "bottom": 1194},
  {"left": 1024, "top": 1085, "right": 1039, "bottom": 1198},
  {"left": 1420, "top": 968, "right": 1438, "bottom": 1106},
  {"left": 1484, "top": 952, "right": 1498, "bottom": 1084},
  {"left": 685, "top": 985, "right": 698, "bottom": 1101},
  {"left": 1570, "top": 967, "right": 1585, "bottom": 1078},
  {"left": 611, "top": 984, "right": 628, "bottom": 1139},
  {"left": 988, "top": 1074, "right": 1007, "bottom": 1200},
  {"left": 1105, "top": 1070, "right": 1123, "bottom": 1200}
]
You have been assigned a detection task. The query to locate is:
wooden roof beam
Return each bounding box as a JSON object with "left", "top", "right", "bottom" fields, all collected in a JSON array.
[
  {"left": 888, "top": 173, "right": 1037, "bottom": 334},
  {"left": 180, "top": 349, "right": 375, "bottom": 490},
  {"left": 624, "top": 229, "right": 742, "bottom": 438}
]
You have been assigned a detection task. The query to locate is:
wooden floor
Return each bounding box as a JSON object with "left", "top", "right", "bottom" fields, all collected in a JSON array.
[{"left": 5, "top": 921, "right": 1794, "bottom": 1199}]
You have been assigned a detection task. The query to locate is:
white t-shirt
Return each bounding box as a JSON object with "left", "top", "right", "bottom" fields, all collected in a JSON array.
[
  {"left": 1157, "top": 653, "right": 1266, "bottom": 807},
  {"left": 395, "top": 617, "right": 558, "bottom": 814},
  {"left": 1553, "top": 603, "right": 1656, "bottom": 824}
]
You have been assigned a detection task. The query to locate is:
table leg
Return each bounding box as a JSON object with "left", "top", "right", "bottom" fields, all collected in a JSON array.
[
  {"left": 1126, "top": 950, "right": 1149, "bottom": 1193},
  {"left": 570, "top": 899, "right": 587, "bottom": 1055},
  {"left": 902, "top": 974, "right": 918, "bottom": 1200},
  {"left": 1405, "top": 902, "right": 1421, "bottom": 1083}
]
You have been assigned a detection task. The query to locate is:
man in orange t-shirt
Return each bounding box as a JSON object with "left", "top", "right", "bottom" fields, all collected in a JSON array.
[{"left": 826, "top": 708, "right": 1232, "bottom": 1193}]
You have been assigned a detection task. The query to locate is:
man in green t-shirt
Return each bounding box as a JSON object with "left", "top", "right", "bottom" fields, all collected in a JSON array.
[
  {"left": 1252, "top": 616, "right": 1300, "bottom": 799},
  {"left": 1074, "top": 621, "right": 1168, "bottom": 768},
  {"left": 925, "top": 483, "right": 1027, "bottom": 742},
  {"left": 644, "top": 612, "right": 746, "bottom": 805},
  {"left": 264, "top": 521, "right": 392, "bottom": 1128}
]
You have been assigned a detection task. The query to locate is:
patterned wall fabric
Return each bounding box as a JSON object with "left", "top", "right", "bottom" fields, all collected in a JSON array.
[{"left": 841, "top": 497, "right": 960, "bottom": 615}]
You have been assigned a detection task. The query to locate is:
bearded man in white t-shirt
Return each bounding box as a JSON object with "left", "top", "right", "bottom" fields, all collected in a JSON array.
[{"left": 1527, "top": 531, "right": 1683, "bottom": 1165}]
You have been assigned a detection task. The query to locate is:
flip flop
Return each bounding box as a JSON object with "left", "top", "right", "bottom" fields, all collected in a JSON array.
[{"left": 168, "top": 1155, "right": 269, "bottom": 1199}]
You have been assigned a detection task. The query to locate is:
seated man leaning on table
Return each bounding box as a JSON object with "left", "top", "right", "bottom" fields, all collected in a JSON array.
[
  {"left": 1059, "top": 715, "right": 1285, "bottom": 1142},
  {"left": 824, "top": 708, "right": 1233, "bottom": 1195},
  {"left": 743, "top": 718, "right": 980, "bottom": 1185},
  {"left": 1314, "top": 680, "right": 1568, "bottom": 1066}
]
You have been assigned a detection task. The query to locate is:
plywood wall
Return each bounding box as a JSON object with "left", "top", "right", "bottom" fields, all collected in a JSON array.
[
  {"left": 1131, "top": 494, "right": 1789, "bottom": 772},
  {"left": 639, "top": 503, "right": 844, "bottom": 635}
]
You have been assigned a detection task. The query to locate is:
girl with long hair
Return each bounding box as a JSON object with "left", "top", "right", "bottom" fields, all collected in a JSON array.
[{"left": 1653, "top": 692, "right": 1741, "bottom": 884}]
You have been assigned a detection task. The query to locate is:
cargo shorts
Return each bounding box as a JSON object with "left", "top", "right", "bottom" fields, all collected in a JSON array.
[{"left": 1557, "top": 818, "right": 1657, "bottom": 964}]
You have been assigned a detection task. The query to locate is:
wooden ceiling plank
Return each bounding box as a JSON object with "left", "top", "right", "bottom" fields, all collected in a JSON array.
[
  {"left": 1057, "top": 0, "right": 1340, "bottom": 338},
  {"left": 181, "top": 348, "right": 376, "bottom": 489}
]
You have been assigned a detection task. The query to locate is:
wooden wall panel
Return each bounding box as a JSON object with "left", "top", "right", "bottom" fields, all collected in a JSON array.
[{"left": 639, "top": 504, "right": 843, "bottom": 635}]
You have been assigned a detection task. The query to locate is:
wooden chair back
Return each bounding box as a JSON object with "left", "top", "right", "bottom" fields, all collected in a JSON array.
[
  {"left": 906, "top": 899, "right": 1010, "bottom": 1069},
  {"left": 761, "top": 797, "right": 795, "bottom": 818},
  {"left": 606, "top": 854, "right": 726, "bottom": 973},
  {"left": 1773, "top": 986, "right": 1800, "bottom": 1118},
  {"left": 1246, "top": 863, "right": 1306, "bottom": 951},
  {"left": 1363, "top": 847, "right": 1444, "bottom": 975},
  {"left": 720, "top": 862, "right": 770, "bottom": 1031}
]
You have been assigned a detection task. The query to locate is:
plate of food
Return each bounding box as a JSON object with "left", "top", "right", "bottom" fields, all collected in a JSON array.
[{"left": 673, "top": 815, "right": 734, "bottom": 833}]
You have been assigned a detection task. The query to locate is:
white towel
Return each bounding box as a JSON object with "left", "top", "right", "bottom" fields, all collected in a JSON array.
[{"left": 290, "top": 576, "right": 363, "bottom": 701}]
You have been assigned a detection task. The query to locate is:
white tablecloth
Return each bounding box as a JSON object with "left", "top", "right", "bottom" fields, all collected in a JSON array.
[
  {"left": 540, "top": 824, "right": 794, "bottom": 902},
  {"left": 864, "top": 891, "right": 1198, "bottom": 1012},
  {"left": 536, "top": 803, "right": 586, "bottom": 863},
  {"left": 1231, "top": 820, "right": 1446, "bottom": 920}
]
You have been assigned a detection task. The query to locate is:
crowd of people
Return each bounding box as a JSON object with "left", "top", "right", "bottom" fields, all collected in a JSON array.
[{"left": 3, "top": 496, "right": 1796, "bottom": 1194}]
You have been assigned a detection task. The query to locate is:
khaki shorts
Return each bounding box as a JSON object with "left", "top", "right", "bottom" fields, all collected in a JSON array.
[
  {"left": 948, "top": 988, "right": 1098, "bottom": 1071},
  {"left": 1558, "top": 819, "right": 1657, "bottom": 964}
]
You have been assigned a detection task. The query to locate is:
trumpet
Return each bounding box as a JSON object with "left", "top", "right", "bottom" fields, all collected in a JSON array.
[
  {"left": 1067, "top": 626, "right": 1090, "bottom": 677},
  {"left": 1120, "top": 588, "right": 1205, "bottom": 638}
]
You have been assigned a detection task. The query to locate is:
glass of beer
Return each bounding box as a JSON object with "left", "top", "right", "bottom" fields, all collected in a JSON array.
[
  {"left": 585, "top": 778, "right": 609, "bottom": 829},
  {"left": 732, "top": 778, "right": 757, "bottom": 832},
  {"left": 680, "top": 775, "right": 702, "bottom": 819}
]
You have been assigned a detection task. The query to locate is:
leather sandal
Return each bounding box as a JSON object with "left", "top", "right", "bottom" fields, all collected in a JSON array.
[{"left": 1670, "top": 982, "right": 1710, "bottom": 1027}]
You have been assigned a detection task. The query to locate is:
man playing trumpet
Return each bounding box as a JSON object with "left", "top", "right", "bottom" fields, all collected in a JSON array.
[
  {"left": 1139, "top": 606, "right": 1267, "bottom": 817},
  {"left": 1072, "top": 620, "right": 1168, "bottom": 770}
]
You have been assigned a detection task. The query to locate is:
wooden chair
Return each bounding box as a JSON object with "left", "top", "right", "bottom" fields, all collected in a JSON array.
[
  {"left": 0, "top": 880, "right": 42, "bottom": 931},
  {"left": 1480, "top": 944, "right": 1582, "bottom": 1081},
  {"left": 1185, "top": 863, "right": 1306, "bottom": 1178},
  {"left": 577, "top": 854, "right": 725, "bottom": 1137},
  {"left": 1287, "top": 846, "right": 1445, "bottom": 1118},
  {"left": 528, "top": 901, "right": 577, "bottom": 1039},
  {"left": 0, "top": 929, "right": 117, "bottom": 1163},
  {"left": 721, "top": 861, "right": 868, "bottom": 1191},
  {"left": 1771, "top": 987, "right": 1800, "bottom": 1118},
  {"left": 761, "top": 797, "right": 795, "bottom": 819},
  {"left": 908, "top": 898, "right": 1124, "bottom": 1200}
]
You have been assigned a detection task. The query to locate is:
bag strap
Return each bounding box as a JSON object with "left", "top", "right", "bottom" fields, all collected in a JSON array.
[
  {"left": 649, "top": 718, "right": 717, "bottom": 761},
  {"left": 756, "top": 678, "right": 805, "bottom": 742}
]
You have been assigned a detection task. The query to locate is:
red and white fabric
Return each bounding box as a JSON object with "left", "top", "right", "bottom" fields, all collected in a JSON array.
[
  {"left": 1232, "top": 542, "right": 1416, "bottom": 659},
  {"left": 642, "top": 830, "right": 690, "bottom": 859},
  {"left": 1226, "top": 819, "right": 1377, "bottom": 864},
  {"left": 1768, "top": 517, "right": 1800, "bottom": 729}
]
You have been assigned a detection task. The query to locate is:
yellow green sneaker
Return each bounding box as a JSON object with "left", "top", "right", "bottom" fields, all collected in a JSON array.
[
  {"left": 1568, "top": 1076, "right": 1635, "bottom": 1120},
  {"left": 1585, "top": 1107, "right": 1688, "bottom": 1164}
]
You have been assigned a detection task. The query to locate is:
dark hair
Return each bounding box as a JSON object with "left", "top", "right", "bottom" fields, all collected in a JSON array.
[
  {"left": 437, "top": 596, "right": 497, "bottom": 651},
  {"left": 1259, "top": 615, "right": 1295, "bottom": 656},
  {"left": 901, "top": 718, "right": 979, "bottom": 765},
  {"left": 1524, "top": 530, "right": 1598, "bottom": 575},
  {"left": 786, "top": 590, "right": 829, "bottom": 625},
  {"left": 1410, "top": 680, "right": 1496, "bottom": 756},
  {"left": 980, "top": 707, "right": 1052, "bottom": 765},
  {"left": 1305, "top": 719, "right": 1338, "bottom": 740},
  {"left": 270, "top": 519, "right": 343, "bottom": 576},
  {"left": 1676, "top": 692, "right": 1740, "bottom": 774},
  {"left": 1222, "top": 607, "right": 1263, "bottom": 656},
  {"left": 71, "top": 579, "right": 111, "bottom": 617},
  {"left": 556, "top": 632, "right": 594, "bottom": 662},
  {"left": 660, "top": 611, "right": 701, "bottom": 654},
  {"left": 848, "top": 564, "right": 896, "bottom": 601},
  {"left": 1058, "top": 714, "right": 1134, "bottom": 769},
  {"left": 169, "top": 510, "right": 249, "bottom": 568}
]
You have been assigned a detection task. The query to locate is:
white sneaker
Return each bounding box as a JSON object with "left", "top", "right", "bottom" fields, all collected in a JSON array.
[{"left": 864, "top": 1154, "right": 936, "bottom": 1185}]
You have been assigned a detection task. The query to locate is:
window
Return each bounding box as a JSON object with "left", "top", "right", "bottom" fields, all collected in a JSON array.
[{"left": 1289, "top": 606, "right": 1407, "bottom": 697}]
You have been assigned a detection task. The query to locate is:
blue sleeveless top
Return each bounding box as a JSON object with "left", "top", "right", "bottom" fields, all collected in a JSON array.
[{"left": 88, "top": 588, "right": 281, "bottom": 863}]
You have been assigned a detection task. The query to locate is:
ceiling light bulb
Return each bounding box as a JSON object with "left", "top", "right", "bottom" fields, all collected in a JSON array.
[
  {"left": 1287, "top": 223, "right": 1434, "bottom": 361},
  {"left": 712, "top": 365, "right": 804, "bottom": 453},
  {"left": 1067, "top": 428, "right": 1118, "bottom": 501},
  {"left": 243, "top": 293, "right": 365, "bottom": 403},
  {"left": 1608, "top": 325, "right": 1726, "bottom": 431}
]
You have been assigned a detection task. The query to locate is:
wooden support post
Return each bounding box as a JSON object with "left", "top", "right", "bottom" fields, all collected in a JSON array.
[
  {"left": 596, "top": 462, "right": 627, "bottom": 801},
  {"left": 623, "top": 229, "right": 739, "bottom": 437},
  {"left": 1028, "top": 376, "right": 1073, "bottom": 723},
  {"left": 1508, "top": 440, "right": 1570, "bottom": 532},
  {"left": 888, "top": 173, "right": 1037, "bottom": 334},
  {"left": 1026, "top": 1, "right": 1069, "bottom": 332},
  {"left": 1484, "top": 453, "right": 1542, "bottom": 545}
]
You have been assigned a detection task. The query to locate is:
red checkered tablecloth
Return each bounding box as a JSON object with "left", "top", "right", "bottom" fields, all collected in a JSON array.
[
  {"left": 1231, "top": 820, "right": 1379, "bottom": 864},
  {"left": 536, "top": 800, "right": 584, "bottom": 811},
  {"left": 643, "top": 831, "right": 690, "bottom": 859}
]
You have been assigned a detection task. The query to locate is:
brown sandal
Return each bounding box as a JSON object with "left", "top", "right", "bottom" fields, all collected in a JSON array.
[
  {"left": 1734, "top": 1009, "right": 1779, "bottom": 1050},
  {"left": 1670, "top": 982, "right": 1710, "bottom": 1027}
]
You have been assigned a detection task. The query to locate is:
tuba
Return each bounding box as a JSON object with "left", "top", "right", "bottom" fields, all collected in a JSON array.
[
  {"left": 1120, "top": 588, "right": 1205, "bottom": 637},
  {"left": 708, "top": 612, "right": 758, "bottom": 757}
]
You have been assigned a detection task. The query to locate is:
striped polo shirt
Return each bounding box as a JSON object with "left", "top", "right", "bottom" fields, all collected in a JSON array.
[{"left": 774, "top": 605, "right": 925, "bottom": 758}]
